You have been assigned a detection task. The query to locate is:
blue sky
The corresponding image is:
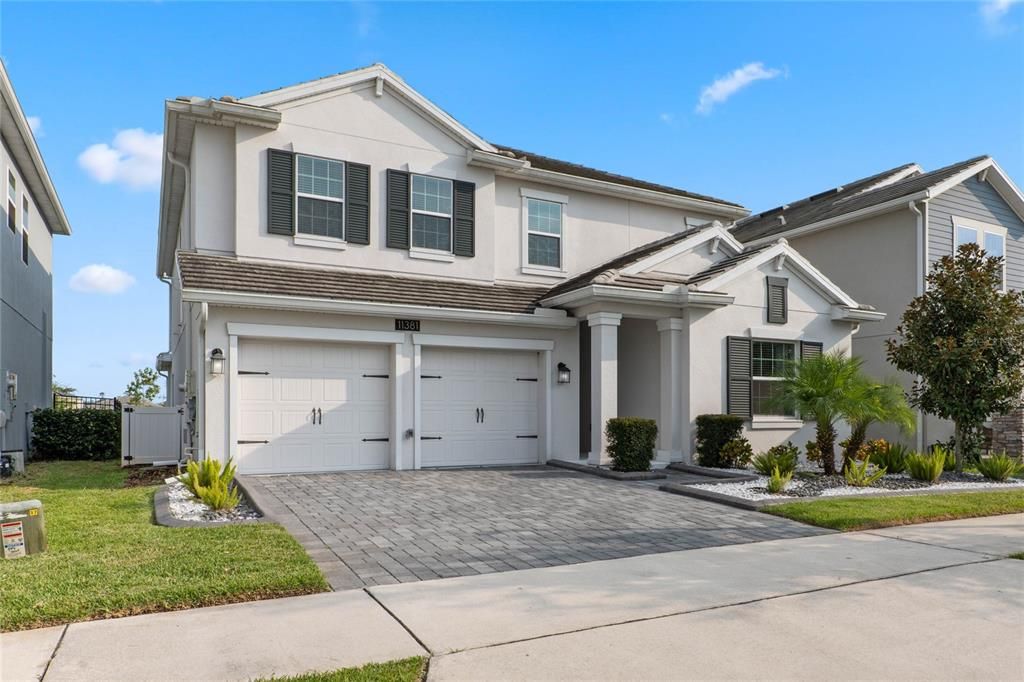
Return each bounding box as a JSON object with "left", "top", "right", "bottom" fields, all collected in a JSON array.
[{"left": 2, "top": 1, "right": 1023, "bottom": 396}]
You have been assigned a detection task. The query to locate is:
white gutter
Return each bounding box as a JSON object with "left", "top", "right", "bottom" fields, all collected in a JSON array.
[
  {"left": 181, "top": 288, "right": 578, "bottom": 329},
  {"left": 540, "top": 283, "right": 734, "bottom": 309},
  {"left": 468, "top": 149, "right": 749, "bottom": 219},
  {"left": 830, "top": 306, "right": 886, "bottom": 323},
  {"left": 166, "top": 152, "right": 192, "bottom": 250}
]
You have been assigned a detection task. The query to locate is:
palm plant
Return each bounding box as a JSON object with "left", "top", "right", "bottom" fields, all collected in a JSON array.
[
  {"left": 773, "top": 352, "right": 873, "bottom": 476},
  {"left": 841, "top": 379, "right": 916, "bottom": 473}
]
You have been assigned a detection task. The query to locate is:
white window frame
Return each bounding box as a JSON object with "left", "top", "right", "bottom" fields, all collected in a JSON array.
[
  {"left": 520, "top": 187, "right": 568, "bottom": 278},
  {"left": 21, "top": 229, "right": 28, "bottom": 266},
  {"left": 7, "top": 170, "right": 16, "bottom": 234},
  {"left": 294, "top": 153, "right": 345, "bottom": 246},
  {"left": 751, "top": 339, "right": 797, "bottom": 419},
  {"left": 952, "top": 216, "right": 1007, "bottom": 292},
  {"left": 22, "top": 194, "right": 28, "bottom": 230},
  {"left": 410, "top": 173, "right": 454, "bottom": 257}
]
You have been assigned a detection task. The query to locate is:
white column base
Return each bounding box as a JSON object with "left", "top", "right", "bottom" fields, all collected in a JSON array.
[{"left": 654, "top": 449, "right": 683, "bottom": 465}]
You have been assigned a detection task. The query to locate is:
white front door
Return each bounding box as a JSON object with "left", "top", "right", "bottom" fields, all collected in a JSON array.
[
  {"left": 420, "top": 347, "right": 540, "bottom": 467},
  {"left": 236, "top": 339, "right": 390, "bottom": 474}
]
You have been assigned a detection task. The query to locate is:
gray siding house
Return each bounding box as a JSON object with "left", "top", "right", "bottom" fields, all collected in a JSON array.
[
  {"left": 0, "top": 62, "right": 71, "bottom": 457},
  {"left": 731, "top": 156, "right": 1024, "bottom": 453}
]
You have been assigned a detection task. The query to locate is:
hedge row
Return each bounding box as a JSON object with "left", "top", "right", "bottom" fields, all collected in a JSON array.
[{"left": 31, "top": 408, "right": 120, "bottom": 461}]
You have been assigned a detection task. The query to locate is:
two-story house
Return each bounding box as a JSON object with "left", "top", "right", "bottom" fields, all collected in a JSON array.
[
  {"left": 0, "top": 62, "right": 72, "bottom": 460},
  {"left": 731, "top": 156, "right": 1024, "bottom": 454},
  {"left": 157, "top": 64, "right": 881, "bottom": 474}
]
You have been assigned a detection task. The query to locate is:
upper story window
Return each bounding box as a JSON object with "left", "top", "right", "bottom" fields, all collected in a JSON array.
[
  {"left": 527, "top": 199, "right": 562, "bottom": 268},
  {"left": 954, "top": 218, "right": 1006, "bottom": 290},
  {"left": 7, "top": 171, "right": 15, "bottom": 233},
  {"left": 296, "top": 154, "right": 344, "bottom": 240},
  {"left": 22, "top": 196, "right": 29, "bottom": 230},
  {"left": 520, "top": 188, "right": 568, "bottom": 276},
  {"left": 21, "top": 230, "right": 28, "bottom": 265},
  {"left": 411, "top": 174, "right": 453, "bottom": 252},
  {"left": 751, "top": 340, "right": 795, "bottom": 417}
]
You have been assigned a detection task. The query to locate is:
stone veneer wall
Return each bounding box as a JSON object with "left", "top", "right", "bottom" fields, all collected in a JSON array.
[{"left": 989, "top": 408, "right": 1024, "bottom": 457}]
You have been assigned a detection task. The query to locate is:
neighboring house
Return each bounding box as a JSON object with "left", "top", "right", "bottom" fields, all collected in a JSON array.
[
  {"left": 157, "top": 64, "right": 880, "bottom": 473},
  {"left": 731, "top": 156, "right": 1024, "bottom": 454},
  {"left": 0, "top": 62, "right": 72, "bottom": 458}
]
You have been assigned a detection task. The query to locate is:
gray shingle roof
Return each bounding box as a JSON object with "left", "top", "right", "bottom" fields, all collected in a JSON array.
[
  {"left": 177, "top": 252, "right": 549, "bottom": 314},
  {"left": 491, "top": 145, "right": 744, "bottom": 209},
  {"left": 731, "top": 156, "right": 989, "bottom": 243}
]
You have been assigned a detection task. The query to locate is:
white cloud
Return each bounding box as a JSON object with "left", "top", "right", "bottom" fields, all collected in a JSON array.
[
  {"left": 78, "top": 128, "right": 163, "bottom": 189},
  {"left": 26, "top": 116, "right": 43, "bottom": 137},
  {"left": 659, "top": 112, "right": 674, "bottom": 124},
  {"left": 981, "top": 0, "right": 1020, "bottom": 33},
  {"left": 696, "top": 62, "right": 784, "bottom": 115},
  {"left": 69, "top": 264, "right": 136, "bottom": 294}
]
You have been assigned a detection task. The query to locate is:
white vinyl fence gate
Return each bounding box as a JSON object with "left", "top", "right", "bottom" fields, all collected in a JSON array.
[{"left": 121, "top": 405, "right": 185, "bottom": 467}]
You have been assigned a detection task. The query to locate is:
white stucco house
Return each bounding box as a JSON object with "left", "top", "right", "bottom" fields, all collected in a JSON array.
[{"left": 157, "top": 64, "right": 882, "bottom": 474}]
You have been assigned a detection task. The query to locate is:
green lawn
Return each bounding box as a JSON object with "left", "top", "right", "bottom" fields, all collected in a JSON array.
[
  {"left": 0, "top": 461, "right": 328, "bottom": 631},
  {"left": 1010, "top": 552, "right": 1024, "bottom": 560},
  {"left": 765, "top": 489, "right": 1024, "bottom": 531},
  {"left": 258, "top": 657, "right": 427, "bottom": 682}
]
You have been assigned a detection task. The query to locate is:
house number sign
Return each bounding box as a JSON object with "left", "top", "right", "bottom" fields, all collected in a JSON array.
[{"left": 394, "top": 319, "right": 421, "bottom": 332}]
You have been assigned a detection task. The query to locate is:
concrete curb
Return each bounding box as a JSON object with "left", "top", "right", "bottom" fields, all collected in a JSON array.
[
  {"left": 666, "top": 462, "right": 759, "bottom": 482},
  {"left": 547, "top": 459, "right": 667, "bottom": 481},
  {"left": 152, "top": 485, "right": 270, "bottom": 528},
  {"left": 659, "top": 482, "right": 769, "bottom": 510}
]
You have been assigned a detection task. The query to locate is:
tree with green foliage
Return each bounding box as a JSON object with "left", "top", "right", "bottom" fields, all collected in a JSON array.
[
  {"left": 123, "top": 367, "right": 162, "bottom": 406},
  {"left": 774, "top": 352, "right": 874, "bottom": 476},
  {"left": 51, "top": 376, "right": 76, "bottom": 396},
  {"left": 887, "top": 242, "right": 1024, "bottom": 472},
  {"left": 841, "top": 379, "right": 916, "bottom": 471}
]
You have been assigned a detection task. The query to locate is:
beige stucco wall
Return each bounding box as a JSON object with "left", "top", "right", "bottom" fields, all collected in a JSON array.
[{"left": 617, "top": 318, "right": 660, "bottom": 421}]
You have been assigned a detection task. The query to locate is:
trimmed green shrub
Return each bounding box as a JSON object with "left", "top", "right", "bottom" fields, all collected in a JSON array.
[
  {"left": 751, "top": 442, "right": 799, "bottom": 476},
  {"left": 31, "top": 408, "right": 120, "bottom": 461},
  {"left": 605, "top": 418, "right": 658, "bottom": 472},
  {"left": 976, "top": 452, "right": 1024, "bottom": 482},
  {"left": 717, "top": 437, "right": 754, "bottom": 469},
  {"left": 870, "top": 441, "right": 910, "bottom": 475},
  {"left": 181, "top": 458, "right": 240, "bottom": 511},
  {"left": 766, "top": 465, "right": 793, "bottom": 494},
  {"left": 695, "top": 414, "right": 744, "bottom": 468},
  {"left": 907, "top": 449, "right": 946, "bottom": 484},
  {"left": 844, "top": 458, "right": 887, "bottom": 487}
]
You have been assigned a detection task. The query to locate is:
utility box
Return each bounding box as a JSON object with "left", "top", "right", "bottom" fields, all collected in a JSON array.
[{"left": 1, "top": 500, "right": 46, "bottom": 559}]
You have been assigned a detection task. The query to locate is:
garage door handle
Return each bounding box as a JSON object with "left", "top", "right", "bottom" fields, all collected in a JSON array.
[
  {"left": 362, "top": 437, "right": 390, "bottom": 442},
  {"left": 317, "top": 408, "right": 322, "bottom": 425},
  {"left": 420, "top": 436, "right": 442, "bottom": 440},
  {"left": 237, "top": 440, "right": 269, "bottom": 445}
]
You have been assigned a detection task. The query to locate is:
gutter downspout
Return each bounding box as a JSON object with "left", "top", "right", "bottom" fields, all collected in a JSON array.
[
  {"left": 908, "top": 199, "right": 928, "bottom": 451},
  {"left": 166, "top": 152, "right": 194, "bottom": 251}
]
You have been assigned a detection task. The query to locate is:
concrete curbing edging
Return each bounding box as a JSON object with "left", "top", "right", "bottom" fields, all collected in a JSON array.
[{"left": 546, "top": 459, "right": 667, "bottom": 481}]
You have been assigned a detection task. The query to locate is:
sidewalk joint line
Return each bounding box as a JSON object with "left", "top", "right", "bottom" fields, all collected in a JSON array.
[
  {"left": 39, "top": 624, "right": 69, "bottom": 681},
  {"left": 363, "top": 588, "right": 434, "bottom": 655},
  {"left": 442, "top": 556, "right": 1000, "bottom": 656},
  {"left": 860, "top": 531, "right": 1001, "bottom": 558}
]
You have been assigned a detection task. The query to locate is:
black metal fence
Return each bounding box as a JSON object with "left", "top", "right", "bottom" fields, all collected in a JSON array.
[{"left": 52, "top": 393, "right": 121, "bottom": 412}]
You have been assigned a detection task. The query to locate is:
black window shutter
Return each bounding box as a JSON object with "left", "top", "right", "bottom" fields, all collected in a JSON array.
[
  {"left": 766, "top": 276, "right": 788, "bottom": 324},
  {"left": 800, "top": 341, "right": 823, "bottom": 361},
  {"left": 726, "top": 336, "right": 752, "bottom": 419},
  {"left": 267, "top": 149, "right": 295, "bottom": 235},
  {"left": 386, "top": 169, "right": 410, "bottom": 249},
  {"left": 452, "top": 180, "right": 475, "bottom": 257},
  {"left": 345, "top": 162, "right": 371, "bottom": 245}
]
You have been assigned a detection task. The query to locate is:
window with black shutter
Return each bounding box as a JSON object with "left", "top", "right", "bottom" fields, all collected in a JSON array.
[
  {"left": 267, "top": 149, "right": 295, "bottom": 235},
  {"left": 766, "top": 276, "right": 788, "bottom": 324},
  {"left": 726, "top": 336, "right": 752, "bottom": 418},
  {"left": 386, "top": 169, "right": 411, "bottom": 249}
]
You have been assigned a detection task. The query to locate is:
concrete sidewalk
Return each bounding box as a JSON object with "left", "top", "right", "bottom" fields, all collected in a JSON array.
[{"left": 2, "top": 514, "right": 1021, "bottom": 681}]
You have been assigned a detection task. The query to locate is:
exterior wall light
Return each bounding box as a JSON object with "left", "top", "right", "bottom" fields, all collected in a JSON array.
[
  {"left": 209, "top": 348, "right": 225, "bottom": 376},
  {"left": 557, "top": 362, "right": 571, "bottom": 384}
]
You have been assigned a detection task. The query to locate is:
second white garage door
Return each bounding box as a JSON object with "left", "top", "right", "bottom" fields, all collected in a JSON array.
[
  {"left": 236, "top": 339, "right": 391, "bottom": 474},
  {"left": 420, "top": 347, "right": 540, "bottom": 467}
]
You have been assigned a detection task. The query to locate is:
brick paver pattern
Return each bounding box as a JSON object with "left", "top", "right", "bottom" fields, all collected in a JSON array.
[{"left": 247, "top": 466, "right": 826, "bottom": 589}]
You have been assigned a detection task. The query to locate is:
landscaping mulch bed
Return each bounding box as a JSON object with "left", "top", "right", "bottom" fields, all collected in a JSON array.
[{"left": 124, "top": 466, "right": 179, "bottom": 488}]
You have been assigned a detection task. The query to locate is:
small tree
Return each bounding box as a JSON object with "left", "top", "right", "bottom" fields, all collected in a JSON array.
[
  {"left": 52, "top": 376, "right": 76, "bottom": 396},
  {"left": 887, "top": 243, "right": 1024, "bottom": 472},
  {"left": 123, "top": 367, "right": 162, "bottom": 406},
  {"left": 775, "top": 352, "right": 873, "bottom": 476}
]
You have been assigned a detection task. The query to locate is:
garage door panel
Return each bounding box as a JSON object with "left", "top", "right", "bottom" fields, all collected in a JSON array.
[{"left": 238, "top": 339, "right": 391, "bottom": 474}]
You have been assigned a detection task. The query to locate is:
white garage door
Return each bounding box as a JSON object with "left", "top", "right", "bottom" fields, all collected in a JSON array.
[
  {"left": 236, "top": 339, "right": 390, "bottom": 474},
  {"left": 420, "top": 347, "right": 540, "bottom": 467}
]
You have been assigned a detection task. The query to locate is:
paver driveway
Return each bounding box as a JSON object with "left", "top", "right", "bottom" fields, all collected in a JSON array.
[{"left": 241, "top": 466, "right": 825, "bottom": 589}]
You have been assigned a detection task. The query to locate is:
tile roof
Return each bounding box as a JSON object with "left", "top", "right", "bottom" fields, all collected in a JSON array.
[
  {"left": 177, "top": 252, "right": 549, "bottom": 315},
  {"left": 491, "top": 145, "right": 745, "bottom": 208},
  {"left": 731, "top": 156, "right": 989, "bottom": 243},
  {"left": 544, "top": 228, "right": 771, "bottom": 300}
]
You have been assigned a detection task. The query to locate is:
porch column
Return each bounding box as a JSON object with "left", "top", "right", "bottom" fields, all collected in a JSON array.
[
  {"left": 655, "top": 317, "right": 685, "bottom": 464},
  {"left": 588, "top": 312, "right": 621, "bottom": 465}
]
